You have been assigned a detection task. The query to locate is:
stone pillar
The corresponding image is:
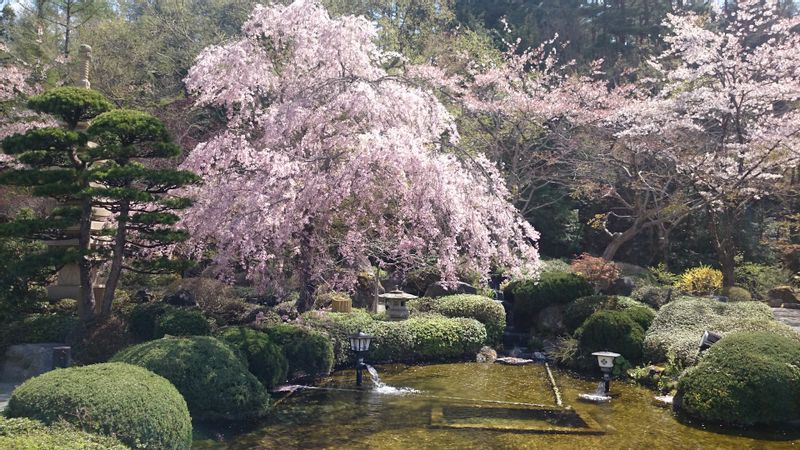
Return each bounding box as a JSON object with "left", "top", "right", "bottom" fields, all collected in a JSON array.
[
  {"left": 46, "top": 43, "right": 111, "bottom": 303},
  {"left": 76, "top": 44, "right": 92, "bottom": 89}
]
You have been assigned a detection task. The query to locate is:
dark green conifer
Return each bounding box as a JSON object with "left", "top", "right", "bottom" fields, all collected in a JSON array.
[{"left": 0, "top": 87, "right": 199, "bottom": 322}]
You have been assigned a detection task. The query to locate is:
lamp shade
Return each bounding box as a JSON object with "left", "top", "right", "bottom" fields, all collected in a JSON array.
[
  {"left": 349, "top": 331, "right": 373, "bottom": 352},
  {"left": 592, "top": 351, "right": 620, "bottom": 369},
  {"left": 698, "top": 330, "right": 722, "bottom": 352}
]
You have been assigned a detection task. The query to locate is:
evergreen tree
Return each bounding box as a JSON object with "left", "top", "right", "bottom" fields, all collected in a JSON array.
[
  {"left": 86, "top": 109, "right": 200, "bottom": 316},
  {"left": 1, "top": 86, "right": 112, "bottom": 321},
  {"left": 0, "top": 87, "right": 198, "bottom": 322}
]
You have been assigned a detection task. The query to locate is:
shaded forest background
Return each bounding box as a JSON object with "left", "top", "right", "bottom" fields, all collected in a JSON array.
[{"left": 1, "top": 0, "right": 799, "bottom": 274}]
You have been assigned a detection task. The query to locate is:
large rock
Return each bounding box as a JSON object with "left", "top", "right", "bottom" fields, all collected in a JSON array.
[
  {"left": 768, "top": 286, "right": 799, "bottom": 306},
  {"left": 495, "top": 357, "right": 534, "bottom": 365},
  {"left": 424, "top": 281, "right": 477, "bottom": 298},
  {"left": 163, "top": 289, "right": 198, "bottom": 307},
  {"left": 133, "top": 289, "right": 154, "bottom": 304},
  {"left": 0, "top": 344, "right": 66, "bottom": 383},
  {"left": 605, "top": 276, "right": 636, "bottom": 296},
  {"left": 616, "top": 262, "right": 649, "bottom": 277},
  {"left": 476, "top": 346, "right": 497, "bottom": 363},
  {"left": 535, "top": 305, "right": 565, "bottom": 335}
]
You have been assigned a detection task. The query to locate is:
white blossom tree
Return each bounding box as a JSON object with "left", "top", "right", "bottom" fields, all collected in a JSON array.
[{"left": 611, "top": 0, "right": 800, "bottom": 284}]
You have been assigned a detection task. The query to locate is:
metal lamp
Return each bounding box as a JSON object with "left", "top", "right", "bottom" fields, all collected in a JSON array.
[
  {"left": 349, "top": 331, "right": 373, "bottom": 386},
  {"left": 592, "top": 351, "right": 620, "bottom": 394},
  {"left": 698, "top": 330, "right": 722, "bottom": 352}
]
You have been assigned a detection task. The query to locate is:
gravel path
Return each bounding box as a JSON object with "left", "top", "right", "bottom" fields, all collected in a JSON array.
[{"left": 772, "top": 307, "right": 800, "bottom": 333}]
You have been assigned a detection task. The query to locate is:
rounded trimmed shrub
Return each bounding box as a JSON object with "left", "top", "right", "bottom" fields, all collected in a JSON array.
[
  {"left": 129, "top": 302, "right": 172, "bottom": 340},
  {"left": 5, "top": 362, "right": 192, "bottom": 449},
  {"left": 721, "top": 286, "right": 752, "bottom": 302},
  {"left": 576, "top": 310, "right": 645, "bottom": 363},
  {"left": 265, "top": 324, "right": 334, "bottom": 380},
  {"left": 643, "top": 298, "right": 781, "bottom": 367},
  {"left": 563, "top": 295, "right": 618, "bottom": 332},
  {"left": 0, "top": 416, "right": 129, "bottom": 449},
  {"left": 408, "top": 294, "right": 505, "bottom": 344},
  {"left": 510, "top": 272, "right": 593, "bottom": 330},
  {"left": 678, "top": 332, "right": 800, "bottom": 426},
  {"left": 623, "top": 305, "right": 655, "bottom": 331},
  {"left": 217, "top": 326, "right": 288, "bottom": 388},
  {"left": 112, "top": 336, "right": 270, "bottom": 421},
  {"left": 154, "top": 308, "right": 212, "bottom": 337},
  {"left": 564, "top": 296, "right": 654, "bottom": 333}
]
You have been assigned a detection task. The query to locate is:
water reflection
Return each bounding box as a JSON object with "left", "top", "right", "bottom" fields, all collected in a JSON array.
[{"left": 194, "top": 363, "right": 800, "bottom": 450}]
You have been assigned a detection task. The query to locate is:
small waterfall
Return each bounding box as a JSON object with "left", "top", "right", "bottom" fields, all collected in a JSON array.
[
  {"left": 365, "top": 365, "right": 419, "bottom": 395},
  {"left": 578, "top": 381, "right": 612, "bottom": 403},
  {"left": 366, "top": 365, "right": 386, "bottom": 389},
  {"left": 595, "top": 381, "right": 606, "bottom": 396}
]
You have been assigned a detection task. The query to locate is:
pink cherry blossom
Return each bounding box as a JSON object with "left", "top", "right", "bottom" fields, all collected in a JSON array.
[{"left": 180, "top": 0, "right": 541, "bottom": 309}]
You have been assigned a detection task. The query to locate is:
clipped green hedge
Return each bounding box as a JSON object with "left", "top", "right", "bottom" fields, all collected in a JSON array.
[
  {"left": 129, "top": 302, "right": 172, "bottom": 340},
  {"left": 623, "top": 304, "right": 656, "bottom": 331},
  {"left": 562, "top": 295, "right": 652, "bottom": 332},
  {"left": 408, "top": 294, "right": 505, "bottom": 344},
  {"left": 299, "top": 309, "right": 374, "bottom": 366},
  {"left": 155, "top": 308, "right": 212, "bottom": 338},
  {"left": 678, "top": 332, "right": 800, "bottom": 426},
  {"left": 5, "top": 363, "right": 192, "bottom": 450},
  {"left": 509, "top": 272, "right": 593, "bottom": 329},
  {"left": 218, "top": 326, "right": 289, "bottom": 387},
  {"left": 0, "top": 314, "right": 79, "bottom": 352},
  {"left": 265, "top": 324, "right": 334, "bottom": 380},
  {"left": 301, "top": 310, "right": 487, "bottom": 367},
  {"left": 576, "top": 310, "right": 645, "bottom": 364},
  {"left": 0, "top": 416, "right": 129, "bottom": 450},
  {"left": 643, "top": 298, "right": 794, "bottom": 367},
  {"left": 112, "top": 336, "right": 269, "bottom": 421}
]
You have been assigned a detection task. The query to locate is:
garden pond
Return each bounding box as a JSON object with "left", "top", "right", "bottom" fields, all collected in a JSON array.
[{"left": 193, "top": 363, "right": 800, "bottom": 449}]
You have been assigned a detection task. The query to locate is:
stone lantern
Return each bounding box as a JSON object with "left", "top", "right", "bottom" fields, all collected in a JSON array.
[{"left": 378, "top": 289, "right": 417, "bottom": 321}]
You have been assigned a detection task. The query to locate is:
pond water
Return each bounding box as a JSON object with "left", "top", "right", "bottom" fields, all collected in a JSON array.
[{"left": 193, "top": 363, "right": 800, "bottom": 449}]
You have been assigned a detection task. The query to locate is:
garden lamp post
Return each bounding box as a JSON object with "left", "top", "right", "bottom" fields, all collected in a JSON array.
[
  {"left": 592, "top": 351, "right": 620, "bottom": 394},
  {"left": 349, "top": 331, "right": 373, "bottom": 386},
  {"left": 698, "top": 330, "right": 722, "bottom": 352}
]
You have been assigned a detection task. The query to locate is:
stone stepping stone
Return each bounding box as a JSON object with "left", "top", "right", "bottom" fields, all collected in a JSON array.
[
  {"left": 773, "top": 307, "right": 800, "bottom": 333},
  {"left": 495, "top": 357, "right": 535, "bottom": 365}
]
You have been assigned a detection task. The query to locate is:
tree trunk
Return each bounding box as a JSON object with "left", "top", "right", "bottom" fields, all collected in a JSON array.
[
  {"left": 658, "top": 223, "right": 672, "bottom": 270},
  {"left": 77, "top": 198, "right": 95, "bottom": 323},
  {"left": 100, "top": 201, "right": 128, "bottom": 318},
  {"left": 709, "top": 209, "right": 737, "bottom": 288},
  {"left": 63, "top": 0, "right": 71, "bottom": 58},
  {"left": 296, "top": 222, "right": 316, "bottom": 313},
  {"left": 601, "top": 223, "right": 642, "bottom": 261}
]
